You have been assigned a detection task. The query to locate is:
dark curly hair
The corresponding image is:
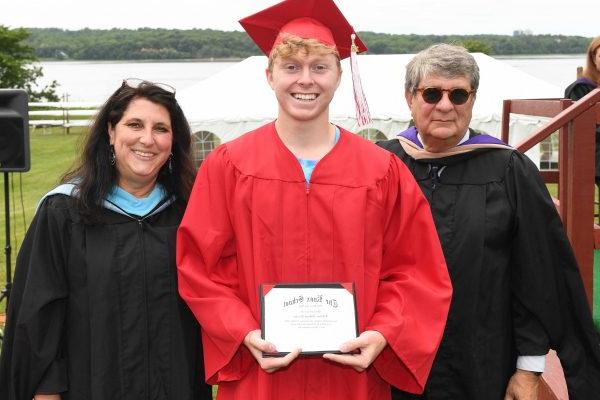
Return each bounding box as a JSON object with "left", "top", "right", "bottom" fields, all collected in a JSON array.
[{"left": 62, "top": 81, "right": 196, "bottom": 222}]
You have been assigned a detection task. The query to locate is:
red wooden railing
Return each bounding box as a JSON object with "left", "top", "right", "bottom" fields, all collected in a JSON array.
[
  {"left": 501, "top": 88, "right": 600, "bottom": 306},
  {"left": 501, "top": 88, "right": 600, "bottom": 400}
]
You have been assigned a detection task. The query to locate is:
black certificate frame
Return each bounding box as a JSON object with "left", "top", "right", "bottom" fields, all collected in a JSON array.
[{"left": 259, "top": 282, "right": 359, "bottom": 357}]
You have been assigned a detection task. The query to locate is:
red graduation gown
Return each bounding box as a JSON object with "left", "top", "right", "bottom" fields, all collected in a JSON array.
[{"left": 177, "top": 122, "right": 451, "bottom": 399}]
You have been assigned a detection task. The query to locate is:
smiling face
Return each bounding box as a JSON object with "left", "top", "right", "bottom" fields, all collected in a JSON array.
[
  {"left": 406, "top": 75, "right": 475, "bottom": 152},
  {"left": 108, "top": 97, "right": 173, "bottom": 196},
  {"left": 266, "top": 48, "right": 341, "bottom": 124}
]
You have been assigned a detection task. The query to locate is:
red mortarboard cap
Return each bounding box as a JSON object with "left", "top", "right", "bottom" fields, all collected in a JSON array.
[{"left": 239, "top": 0, "right": 367, "bottom": 60}]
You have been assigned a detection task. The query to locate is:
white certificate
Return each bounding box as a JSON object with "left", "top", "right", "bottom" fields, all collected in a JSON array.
[{"left": 260, "top": 283, "right": 358, "bottom": 356}]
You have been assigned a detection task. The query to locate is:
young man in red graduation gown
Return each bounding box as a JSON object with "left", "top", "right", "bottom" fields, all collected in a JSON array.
[{"left": 176, "top": 0, "right": 452, "bottom": 398}]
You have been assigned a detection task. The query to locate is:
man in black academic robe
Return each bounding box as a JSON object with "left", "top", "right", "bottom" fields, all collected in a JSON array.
[{"left": 378, "top": 43, "right": 600, "bottom": 400}]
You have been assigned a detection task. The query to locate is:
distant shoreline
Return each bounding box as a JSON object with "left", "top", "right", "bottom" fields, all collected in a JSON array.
[
  {"left": 38, "top": 54, "right": 586, "bottom": 63},
  {"left": 27, "top": 28, "right": 592, "bottom": 61},
  {"left": 38, "top": 57, "right": 245, "bottom": 63}
]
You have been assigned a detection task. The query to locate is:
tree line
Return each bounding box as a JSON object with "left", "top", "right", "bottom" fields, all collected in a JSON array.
[
  {"left": 0, "top": 26, "right": 59, "bottom": 101},
  {"left": 27, "top": 28, "right": 591, "bottom": 60}
]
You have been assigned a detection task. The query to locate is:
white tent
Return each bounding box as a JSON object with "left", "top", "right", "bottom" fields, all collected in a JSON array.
[{"left": 178, "top": 54, "right": 561, "bottom": 162}]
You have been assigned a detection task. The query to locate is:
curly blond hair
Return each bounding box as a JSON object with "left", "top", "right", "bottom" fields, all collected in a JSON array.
[{"left": 268, "top": 36, "right": 341, "bottom": 72}]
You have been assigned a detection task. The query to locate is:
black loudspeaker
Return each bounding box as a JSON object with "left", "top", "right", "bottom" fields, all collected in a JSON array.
[{"left": 0, "top": 89, "right": 30, "bottom": 172}]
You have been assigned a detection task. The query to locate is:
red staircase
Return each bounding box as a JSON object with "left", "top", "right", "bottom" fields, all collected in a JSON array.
[{"left": 501, "top": 88, "right": 600, "bottom": 399}]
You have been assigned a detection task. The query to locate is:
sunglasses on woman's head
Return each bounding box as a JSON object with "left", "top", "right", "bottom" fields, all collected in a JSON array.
[{"left": 416, "top": 87, "right": 475, "bottom": 105}]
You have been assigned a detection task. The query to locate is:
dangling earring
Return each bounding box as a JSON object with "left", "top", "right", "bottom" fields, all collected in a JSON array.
[
  {"left": 168, "top": 153, "right": 173, "bottom": 174},
  {"left": 110, "top": 145, "right": 116, "bottom": 166}
]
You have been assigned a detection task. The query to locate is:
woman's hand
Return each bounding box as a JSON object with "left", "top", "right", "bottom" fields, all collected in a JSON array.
[
  {"left": 243, "top": 329, "right": 301, "bottom": 373},
  {"left": 322, "top": 330, "right": 387, "bottom": 372}
]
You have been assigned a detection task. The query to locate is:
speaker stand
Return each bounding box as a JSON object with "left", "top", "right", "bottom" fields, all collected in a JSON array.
[{"left": 1, "top": 171, "right": 12, "bottom": 312}]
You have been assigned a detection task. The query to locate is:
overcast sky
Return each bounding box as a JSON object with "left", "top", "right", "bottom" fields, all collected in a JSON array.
[{"left": 1, "top": 0, "right": 596, "bottom": 37}]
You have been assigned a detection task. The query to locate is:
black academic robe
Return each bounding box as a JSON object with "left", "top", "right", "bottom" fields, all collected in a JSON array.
[
  {"left": 378, "top": 134, "right": 600, "bottom": 400},
  {"left": 0, "top": 194, "right": 212, "bottom": 400},
  {"left": 564, "top": 78, "right": 600, "bottom": 181}
]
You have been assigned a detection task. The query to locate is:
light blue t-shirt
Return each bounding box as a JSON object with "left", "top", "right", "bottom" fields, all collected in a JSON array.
[{"left": 298, "top": 127, "right": 341, "bottom": 184}]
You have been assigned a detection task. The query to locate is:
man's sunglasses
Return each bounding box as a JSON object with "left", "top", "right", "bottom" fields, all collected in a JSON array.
[{"left": 416, "top": 87, "right": 475, "bottom": 105}]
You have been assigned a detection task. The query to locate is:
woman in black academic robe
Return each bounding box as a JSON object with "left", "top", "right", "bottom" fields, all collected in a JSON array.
[{"left": 0, "top": 80, "right": 212, "bottom": 400}]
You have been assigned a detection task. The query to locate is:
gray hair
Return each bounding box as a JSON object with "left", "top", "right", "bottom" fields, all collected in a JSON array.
[{"left": 405, "top": 43, "right": 480, "bottom": 94}]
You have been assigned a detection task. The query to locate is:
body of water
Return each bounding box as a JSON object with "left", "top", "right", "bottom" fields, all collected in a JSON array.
[
  {"left": 497, "top": 54, "right": 586, "bottom": 91},
  {"left": 37, "top": 55, "right": 587, "bottom": 103},
  {"left": 37, "top": 60, "right": 238, "bottom": 103}
]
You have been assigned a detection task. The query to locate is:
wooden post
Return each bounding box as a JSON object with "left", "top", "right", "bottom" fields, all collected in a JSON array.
[
  {"left": 558, "top": 123, "right": 569, "bottom": 226},
  {"left": 501, "top": 100, "right": 511, "bottom": 144},
  {"left": 565, "top": 107, "right": 596, "bottom": 306}
]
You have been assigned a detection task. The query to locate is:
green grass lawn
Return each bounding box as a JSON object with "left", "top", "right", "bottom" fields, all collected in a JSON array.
[
  {"left": 0, "top": 127, "right": 85, "bottom": 312},
  {"left": 595, "top": 252, "right": 600, "bottom": 331}
]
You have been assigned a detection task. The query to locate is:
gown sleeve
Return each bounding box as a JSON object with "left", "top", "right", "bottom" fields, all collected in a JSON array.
[
  {"left": 367, "top": 155, "right": 453, "bottom": 394},
  {"left": 505, "top": 151, "right": 600, "bottom": 398},
  {"left": 177, "top": 145, "right": 259, "bottom": 385},
  {"left": 508, "top": 153, "right": 550, "bottom": 360},
  {"left": 0, "top": 196, "right": 70, "bottom": 400},
  {"left": 565, "top": 81, "right": 600, "bottom": 180},
  {"left": 564, "top": 81, "right": 594, "bottom": 101},
  {"left": 512, "top": 295, "right": 549, "bottom": 358}
]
